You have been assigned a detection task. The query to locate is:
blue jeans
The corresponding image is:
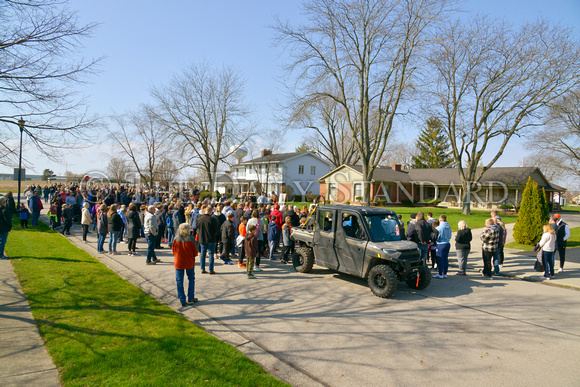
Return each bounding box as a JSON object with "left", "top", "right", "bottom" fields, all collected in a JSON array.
[
  {"left": 175, "top": 268, "right": 195, "bottom": 304},
  {"left": 417, "top": 243, "right": 428, "bottom": 265},
  {"left": 97, "top": 233, "right": 107, "bottom": 252},
  {"left": 31, "top": 211, "right": 40, "bottom": 226},
  {"left": 200, "top": 243, "right": 215, "bottom": 272},
  {"left": 167, "top": 228, "right": 174, "bottom": 247},
  {"left": 493, "top": 251, "right": 500, "bottom": 274},
  {"left": 542, "top": 250, "right": 555, "bottom": 277},
  {"left": 0, "top": 232, "right": 8, "bottom": 257},
  {"left": 145, "top": 233, "right": 157, "bottom": 262},
  {"left": 436, "top": 242, "right": 451, "bottom": 276},
  {"left": 108, "top": 231, "right": 119, "bottom": 252}
]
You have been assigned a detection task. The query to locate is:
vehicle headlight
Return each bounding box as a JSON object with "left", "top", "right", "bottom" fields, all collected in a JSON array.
[{"left": 381, "top": 249, "right": 401, "bottom": 259}]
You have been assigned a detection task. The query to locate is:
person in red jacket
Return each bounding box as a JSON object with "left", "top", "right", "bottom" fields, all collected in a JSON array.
[
  {"left": 172, "top": 223, "right": 198, "bottom": 307},
  {"left": 270, "top": 204, "right": 283, "bottom": 253}
]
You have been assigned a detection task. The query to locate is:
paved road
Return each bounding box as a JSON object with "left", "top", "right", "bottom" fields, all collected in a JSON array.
[{"left": 46, "top": 210, "right": 579, "bottom": 387}]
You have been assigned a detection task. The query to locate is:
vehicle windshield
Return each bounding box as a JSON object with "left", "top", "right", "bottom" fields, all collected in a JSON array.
[{"left": 365, "top": 213, "right": 401, "bottom": 242}]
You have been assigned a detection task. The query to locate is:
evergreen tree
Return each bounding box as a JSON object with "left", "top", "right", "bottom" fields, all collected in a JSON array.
[
  {"left": 539, "top": 188, "right": 550, "bottom": 224},
  {"left": 411, "top": 117, "right": 454, "bottom": 168},
  {"left": 41, "top": 169, "right": 56, "bottom": 181},
  {"left": 513, "top": 177, "right": 544, "bottom": 244}
]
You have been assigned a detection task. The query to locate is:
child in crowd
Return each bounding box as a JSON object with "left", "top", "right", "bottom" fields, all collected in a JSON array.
[
  {"left": 281, "top": 216, "right": 295, "bottom": 264},
  {"left": 237, "top": 216, "right": 247, "bottom": 267},
  {"left": 47, "top": 202, "right": 58, "bottom": 229},
  {"left": 245, "top": 224, "right": 259, "bottom": 279},
  {"left": 19, "top": 203, "right": 30, "bottom": 229}
]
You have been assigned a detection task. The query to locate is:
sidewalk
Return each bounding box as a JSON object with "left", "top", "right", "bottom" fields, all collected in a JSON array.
[{"left": 0, "top": 260, "right": 60, "bottom": 386}]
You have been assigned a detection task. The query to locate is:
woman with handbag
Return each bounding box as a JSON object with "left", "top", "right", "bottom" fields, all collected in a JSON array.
[{"left": 538, "top": 224, "right": 557, "bottom": 280}]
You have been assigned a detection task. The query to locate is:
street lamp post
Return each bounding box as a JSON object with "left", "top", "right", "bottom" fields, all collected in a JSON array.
[{"left": 17, "top": 117, "right": 25, "bottom": 209}]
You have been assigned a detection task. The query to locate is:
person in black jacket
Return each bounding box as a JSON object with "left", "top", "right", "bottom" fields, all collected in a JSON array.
[
  {"left": 455, "top": 220, "right": 472, "bottom": 275},
  {"left": 0, "top": 196, "right": 13, "bottom": 260},
  {"left": 197, "top": 205, "right": 219, "bottom": 274},
  {"left": 219, "top": 212, "right": 235, "bottom": 265},
  {"left": 213, "top": 204, "right": 226, "bottom": 261},
  {"left": 408, "top": 212, "right": 432, "bottom": 265},
  {"left": 107, "top": 204, "right": 123, "bottom": 255},
  {"left": 126, "top": 203, "right": 142, "bottom": 256}
]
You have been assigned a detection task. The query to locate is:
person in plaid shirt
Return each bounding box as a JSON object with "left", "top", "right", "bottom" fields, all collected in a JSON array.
[{"left": 480, "top": 218, "right": 499, "bottom": 278}]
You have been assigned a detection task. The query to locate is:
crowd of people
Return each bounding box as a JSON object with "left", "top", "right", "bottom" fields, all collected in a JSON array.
[
  {"left": 402, "top": 209, "right": 570, "bottom": 280},
  {"left": 0, "top": 182, "right": 572, "bottom": 303},
  {"left": 1, "top": 183, "right": 312, "bottom": 306}
]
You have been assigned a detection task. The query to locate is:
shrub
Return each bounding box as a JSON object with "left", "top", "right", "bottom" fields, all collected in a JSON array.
[
  {"left": 539, "top": 188, "right": 550, "bottom": 224},
  {"left": 345, "top": 201, "right": 351, "bottom": 205},
  {"left": 500, "top": 204, "right": 513, "bottom": 210},
  {"left": 355, "top": 196, "right": 362, "bottom": 202},
  {"left": 513, "top": 177, "right": 543, "bottom": 245},
  {"left": 401, "top": 199, "right": 415, "bottom": 206}
]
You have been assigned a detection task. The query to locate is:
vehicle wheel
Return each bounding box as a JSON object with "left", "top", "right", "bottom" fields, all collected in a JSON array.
[
  {"left": 367, "top": 264, "right": 397, "bottom": 298},
  {"left": 293, "top": 247, "right": 314, "bottom": 273},
  {"left": 406, "top": 266, "right": 432, "bottom": 290}
]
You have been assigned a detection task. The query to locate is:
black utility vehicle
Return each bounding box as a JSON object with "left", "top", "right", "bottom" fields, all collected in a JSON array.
[{"left": 292, "top": 205, "right": 431, "bottom": 298}]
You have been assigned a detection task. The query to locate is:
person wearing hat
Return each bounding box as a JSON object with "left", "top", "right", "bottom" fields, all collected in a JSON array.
[
  {"left": 552, "top": 214, "right": 570, "bottom": 273},
  {"left": 271, "top": 204, "right": 283, "bottom": 253}
]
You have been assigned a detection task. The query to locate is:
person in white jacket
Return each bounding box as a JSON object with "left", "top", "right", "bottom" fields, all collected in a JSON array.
[
  {"left": 538, "top": 224, "right": 557, "bottom": 280},
  {"left": 144, "top": 206, "right": 160, "bottom": 265}
]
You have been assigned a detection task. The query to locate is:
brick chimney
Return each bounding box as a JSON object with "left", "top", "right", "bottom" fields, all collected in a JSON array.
[
  {"left": 261, "top": 149, "right": 272, "bottom": 157},
  {"left": 392, "top": 164, "right": 403, "bottom": 171}
]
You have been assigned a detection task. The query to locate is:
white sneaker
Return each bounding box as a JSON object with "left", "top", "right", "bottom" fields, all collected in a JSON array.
[
  {"left": 433, "top": 264, "right": 438, "bottom": 269},
  {"left": 433, "top": 274, "right": 442, "bottom": 278},
  {"left": 540, "top": 276, "right": 550, "bottom": 280},
  {"left": 443, "top": 274, "right": 447, "bottom": 278},
  {"left": 254, "top": 267, "right": 263, "bottom": 272},
  {"left": 558, "top": 268, "right": 564, "bottom": 273},
  {"left": 499, "top": 264, "right": 503, "bottom": 268}
]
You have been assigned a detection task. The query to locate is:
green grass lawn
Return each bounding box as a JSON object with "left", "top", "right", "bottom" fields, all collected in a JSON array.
[
  {"left": 562, "top": 206, "right": 580, "bottom": 213},
  {"left": 6, "top": 221, "right": 286, "bottom": 386},
  {"left": 504, "top": 227, "right": 580, "bottom": 251}
]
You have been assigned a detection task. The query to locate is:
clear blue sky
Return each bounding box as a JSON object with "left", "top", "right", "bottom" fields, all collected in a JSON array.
[{"left": 11, "top": 0, "right": 579, "bottom": 177}]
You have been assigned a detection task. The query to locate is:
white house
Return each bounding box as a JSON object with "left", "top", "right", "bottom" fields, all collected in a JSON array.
[{"left": 213, "top": 150, "right": 332, "bottom": 198}]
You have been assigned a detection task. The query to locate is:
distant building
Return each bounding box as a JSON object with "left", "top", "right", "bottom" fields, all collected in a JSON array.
[
  {"left": 211, "top": 150, "right": 332, "bottom": 198},
  {"left": 318, "top": 164, "right": 565, "bottom": 210}
]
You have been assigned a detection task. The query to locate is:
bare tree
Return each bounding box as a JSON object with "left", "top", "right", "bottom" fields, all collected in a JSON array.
[
  {"left": 428, "top": 17, "right": 580, "bottom": 214},
  {"left": 290, "top": 95, "right": 359, "bottom": 167},
  {"left": 154, "top": 158, "right": 180, "bottom": 189},
  {"left": 0, "top": 0, "right": 101, "bottom": 166},
  {"left": 525, "top": 91, "right": 580, "bottom": 179},
  {"left": 245, "top": 132, "right": 286, "bottom": 194},
  {"left": 275, "top": 0, "right": 452, "bottom": 205},
  {"left": 151, "top": 62, "right": 254, "bottom": 193},
  {"left": 379, "top": 138, "right": 416, "bottom": 168},
  {"left": 108, "top": 106, "right": 170, "bottom": 188},
  {"left": 106, "top": 157, "right": 131, "bottom": 184}
]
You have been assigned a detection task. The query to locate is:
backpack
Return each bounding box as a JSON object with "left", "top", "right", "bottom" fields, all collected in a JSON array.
[{"left": 166, "top": 212, "right": 174, "bottom": 228}]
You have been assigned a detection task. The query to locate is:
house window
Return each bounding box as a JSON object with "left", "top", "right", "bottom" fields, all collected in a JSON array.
[
  {"left": 329, "top": 183, "right": 337, "bottom": 200},
  {"left": 354, "top": 184, "right": 362, "bottom": 200},
  {"left": 311, "top": 166, "right": 316, "bottom": 175},
  {"left": 299, "top": 165, "right": 304, "bottom": 174}
]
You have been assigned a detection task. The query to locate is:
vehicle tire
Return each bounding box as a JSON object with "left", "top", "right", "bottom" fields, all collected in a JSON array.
[
  {"left": 406, "top": 266, "right": 432, "bottom": 290},
  {"left": 293, "top": 247, "right": 314, "bottom": 273},
  {"left": 367, "top": 264, "right": 397, "bottom": 298}
]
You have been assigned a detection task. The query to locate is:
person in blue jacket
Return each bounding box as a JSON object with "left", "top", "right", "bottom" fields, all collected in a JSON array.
[
  {"left": 433, "top": 214, "right": 452, "bottom": 279},
  {"left": 267, "top": 215, "right": 279, "bottom": 261}
]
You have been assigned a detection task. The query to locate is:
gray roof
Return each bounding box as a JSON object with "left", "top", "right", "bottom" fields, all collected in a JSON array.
[
  {"left": 238, "top": 152, "right": 302, "bottom": 165},
  {"left": 326, "top": 165, "right": 564, "bottom": 191}
]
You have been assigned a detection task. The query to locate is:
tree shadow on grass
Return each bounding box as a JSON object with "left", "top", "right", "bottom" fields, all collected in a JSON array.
[{"left": 13, "top": 255, "right": 89, "bottom": 263}]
